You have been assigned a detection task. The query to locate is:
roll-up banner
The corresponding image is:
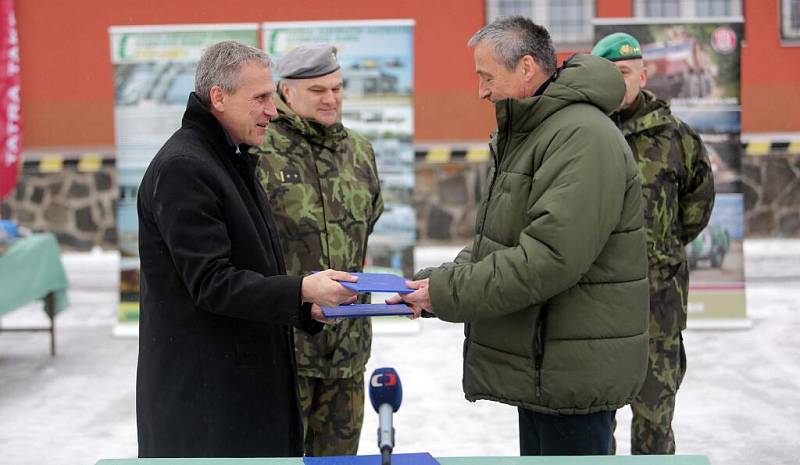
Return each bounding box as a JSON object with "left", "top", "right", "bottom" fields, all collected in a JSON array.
[
  {"left": 109, "top": 24, "right": 259, "bottom": 335},
  {"left": 594, "top": 17, "right": 748, "bottom": 328}
]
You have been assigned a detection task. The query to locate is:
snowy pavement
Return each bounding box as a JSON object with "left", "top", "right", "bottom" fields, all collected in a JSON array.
[{"left": 1, "top": 241, "right": 799, "bottom": 465}]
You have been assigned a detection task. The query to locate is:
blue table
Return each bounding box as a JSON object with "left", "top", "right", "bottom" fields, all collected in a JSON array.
[{"left": 97, "top": 455, "right": 710, "bottom": 465}]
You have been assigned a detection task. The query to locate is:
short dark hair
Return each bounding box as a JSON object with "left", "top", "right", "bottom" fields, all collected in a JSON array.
[{"left": 467, "top": 16, "right": 557, "bottom": 75}]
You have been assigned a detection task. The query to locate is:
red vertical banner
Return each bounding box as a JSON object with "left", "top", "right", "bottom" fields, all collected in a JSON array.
[{"left": 0, "top": 0, "right": 21, "bottom": 201}]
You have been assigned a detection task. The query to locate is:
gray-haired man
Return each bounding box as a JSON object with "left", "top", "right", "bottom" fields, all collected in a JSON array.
[
  {"left": 391, "top": 17, "right": 649, "bottom": 456},
  {"left": 136, "top": 40, "right": 359, "bottom": 458}
]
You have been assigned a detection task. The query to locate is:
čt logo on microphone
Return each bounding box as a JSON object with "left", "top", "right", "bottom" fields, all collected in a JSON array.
[
  {"left": 368, "top": 367, "right": 402, "bottom": 463},
  {"left": 371, "top": 371, "right": 398, "bottom": 387}
]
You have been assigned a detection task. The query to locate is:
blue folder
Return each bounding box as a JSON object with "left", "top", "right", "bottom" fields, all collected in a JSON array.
[
  {"left": 338, "top": 272, "right": 414, "bottom": 294},
  {"left": 303, "top": 452, "right": 439, "bottom": 465},
  {"left": 321, "top": 303, "right": 414, "bottom": 318}
]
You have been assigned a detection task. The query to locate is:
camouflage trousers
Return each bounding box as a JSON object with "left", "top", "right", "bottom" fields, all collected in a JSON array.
[
  {"left": 613, "top": 332, "right": 687, "bottom": 454},
  {"left": 297, "top": 372, "right": 365, "bottom": 456}
]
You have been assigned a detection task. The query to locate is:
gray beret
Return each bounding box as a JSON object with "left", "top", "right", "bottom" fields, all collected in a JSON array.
[{"left": 278, "top": 44, "right": 340, "bottom": 79}]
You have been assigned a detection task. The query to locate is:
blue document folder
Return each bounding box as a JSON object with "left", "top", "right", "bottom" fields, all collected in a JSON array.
[
  {"left": 338, "top": 272, "right": 413, "bottom": 294},
  {"left": 321, "top": 303, "right": 414, "bottom": 318},
  {"left": 303, "top": 452, "right": 439, "bottom": 465}
]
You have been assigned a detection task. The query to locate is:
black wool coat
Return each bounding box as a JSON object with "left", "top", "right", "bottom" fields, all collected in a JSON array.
[{"left": 136, "top": 92, "right": 322, "bottom": 458}]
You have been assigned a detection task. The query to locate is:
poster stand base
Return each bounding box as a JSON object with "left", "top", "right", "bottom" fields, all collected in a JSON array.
[
  {"left": 687, "top": 318, "right": 752, "bottom": 330},
  {"left": 112, "top": 322, "right": 139, "bottom": 338}
]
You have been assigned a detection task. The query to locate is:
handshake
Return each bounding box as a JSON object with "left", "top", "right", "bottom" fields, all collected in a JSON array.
[{"left": 300, "top": 269, "right": 434, "bottom": 323}]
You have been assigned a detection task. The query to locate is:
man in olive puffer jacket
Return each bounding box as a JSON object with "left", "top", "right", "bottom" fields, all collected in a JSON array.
[{"left": 391, "top": 16, "right": 650, "bottom": 456}]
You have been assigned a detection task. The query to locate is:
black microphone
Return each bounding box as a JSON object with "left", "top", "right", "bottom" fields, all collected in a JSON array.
[{"left": 369, "top": 367, "right": 402, "bottom": 465}]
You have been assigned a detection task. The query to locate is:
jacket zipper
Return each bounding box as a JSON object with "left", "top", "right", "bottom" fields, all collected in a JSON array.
[
  {"left": 473, "top": 145, "right": 497, "bottom": 261},
  {"left": 472, "top": 101, "right": 509, "bottom": 262}
]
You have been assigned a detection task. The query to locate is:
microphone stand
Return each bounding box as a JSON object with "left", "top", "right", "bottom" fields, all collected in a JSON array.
[{"left": 377, "top": 402, "right": 395, "bottom": 464}]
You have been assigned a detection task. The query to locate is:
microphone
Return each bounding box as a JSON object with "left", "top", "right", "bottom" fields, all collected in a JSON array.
[{"left": 369, "top": 367, "right": 402, "bottom": 465}]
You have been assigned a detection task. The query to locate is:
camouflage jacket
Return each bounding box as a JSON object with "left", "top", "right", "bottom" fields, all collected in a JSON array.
[
  {"left": 253, "top": 95, "right": 383, "bottom": 378},
  {"left": 611, "top": 90, "right": 715, "bottom": 336}
]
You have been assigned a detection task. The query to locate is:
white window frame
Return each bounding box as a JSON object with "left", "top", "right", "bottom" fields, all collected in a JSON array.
[
  {"left": 485, "top": 0, "right": 595, "bottom": 46},
  {"left": 633, "top": 0, "right": 742, "bottom": 18},
  {"left": 782, "top": 0, "right": 800, "bottom": 40}
]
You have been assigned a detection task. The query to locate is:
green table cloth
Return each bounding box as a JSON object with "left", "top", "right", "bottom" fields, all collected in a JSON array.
[
  {"left": 97, "top": 455, "right": 711, "bottom": 465},
  {"left": 0, "top": 233, "right": 69, "bottom": 317}
]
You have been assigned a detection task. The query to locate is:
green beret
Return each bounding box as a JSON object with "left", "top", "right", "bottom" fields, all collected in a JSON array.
[
  {"left": 591, "top": 32, "right": 642, "bottom": 62},
  {"left": 278, "top": 44, "right": 340, "bottom": 79}
]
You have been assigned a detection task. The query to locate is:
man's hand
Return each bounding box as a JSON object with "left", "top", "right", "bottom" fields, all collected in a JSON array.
[
  {"left": 310, "top": 303, "right": 341, "bottom": 325},
  {"left": 301, "top": 270, "right": 359, "bottom": 308},
  {"left": 386, "top": 278, "right": 432, "bottom": 319}
]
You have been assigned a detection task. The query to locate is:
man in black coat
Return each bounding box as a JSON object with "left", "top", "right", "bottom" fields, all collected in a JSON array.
[{"left": 136, "top": 41, "right": 359, "bottom": 458}]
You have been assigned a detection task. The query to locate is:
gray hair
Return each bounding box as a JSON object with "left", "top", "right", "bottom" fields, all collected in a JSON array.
[
  {"left": 467, "top": 16, "right": 557, "bottom": 75},
  {"left": 195, "top": 41, "right": 273, "bottom": 107}
]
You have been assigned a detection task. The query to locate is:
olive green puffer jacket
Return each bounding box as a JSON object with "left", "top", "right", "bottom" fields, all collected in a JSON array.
[{"left": 429, "top": 54, "right": 649, "bottom": 415}]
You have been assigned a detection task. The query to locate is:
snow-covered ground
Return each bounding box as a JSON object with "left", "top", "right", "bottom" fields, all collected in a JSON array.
[{"left": 1, "top": 241, "right": 799, "bottom": 464}]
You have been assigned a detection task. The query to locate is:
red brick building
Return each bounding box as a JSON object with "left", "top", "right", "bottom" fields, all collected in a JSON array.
[
  {"left": 16, "top": 0, "right": 800, "bottom": 146},
  {"left": 9, "top": 0, "right": 800, "bottom": 240}
]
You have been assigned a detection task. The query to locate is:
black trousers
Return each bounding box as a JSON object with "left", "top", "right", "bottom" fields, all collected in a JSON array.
[{"left": 518, "top": 407, "right": 615, "bottom": 455}]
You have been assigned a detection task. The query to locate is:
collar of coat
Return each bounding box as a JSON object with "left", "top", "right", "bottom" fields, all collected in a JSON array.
[
  {"left": 611, "top": 89, "right": 674, "bottom": 137},
  {"left": 182, "top": 92, "right": 259, "bottom": 165},
  {"left": 272, "top": 93, "right": 349, "bottom": 152},
  {"left": 492, "top": 54, "right": 624, "bottom": 137}
]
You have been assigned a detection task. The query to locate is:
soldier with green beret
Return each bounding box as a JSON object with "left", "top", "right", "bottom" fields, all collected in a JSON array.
[
  {"left": 251, "top": 44, "right": 383, "bottom": 456},
  {"left": 592, "top": 32, "right": 715, "bottom": 455}
]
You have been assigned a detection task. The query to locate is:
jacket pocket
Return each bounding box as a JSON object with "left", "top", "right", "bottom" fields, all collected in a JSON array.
[
  {"left": 463, "top": 322, "right": 471, "bottom": 375},
  {"left": 532, "top": 309, "right": 548, "bottom": 398},
  {"left": 337, "top": 179, "right": 373, "bottom": 222}
]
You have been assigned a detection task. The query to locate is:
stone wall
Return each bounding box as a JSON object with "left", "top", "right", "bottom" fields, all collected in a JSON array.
[
  {"left": 742, "top": 154, "right": 800, "bottom": 237},
  {"left": 1, "top": 160, "right": 117, "bottom": 251},
  {"left": 415, "top": 159, "right": 489, "bottom": 244},
  {"left": 415, "top": 152, "right": 800, "bottom": 243},
  {"left": 2, "top": 150, "right": 800, "bottom": 251}
]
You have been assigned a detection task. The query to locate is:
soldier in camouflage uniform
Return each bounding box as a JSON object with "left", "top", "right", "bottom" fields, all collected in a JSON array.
[
  {"left": 251, "top": 45, "right": 383, "bottom": 457},
  {"left": 593, "top": 33, "right": 715, "bottom": 454}
]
